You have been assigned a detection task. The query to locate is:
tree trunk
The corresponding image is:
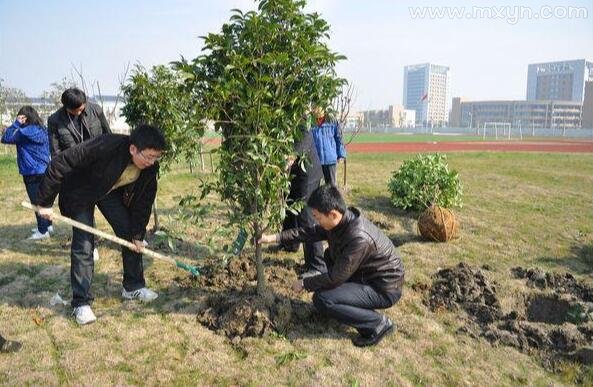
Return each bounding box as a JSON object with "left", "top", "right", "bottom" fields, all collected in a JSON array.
[
  {"left": 199, "top": 150, "right": 205, "bottom": 172},
  {"left": 254, "top": 221, "right": 266, "bottom": 296},
  {"left": 343, "top": 159, "right": 348, "bottom": 186},
  {"left": 152, "top": 201, "right": 160, "bottom": 231},
  {"left": 188, "top": 160, "right": 194, "bottom": 174}
]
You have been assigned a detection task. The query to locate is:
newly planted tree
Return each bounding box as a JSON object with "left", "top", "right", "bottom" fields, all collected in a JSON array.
[{"left": 176, "top": 0, "right": 345, "bottom": 295}]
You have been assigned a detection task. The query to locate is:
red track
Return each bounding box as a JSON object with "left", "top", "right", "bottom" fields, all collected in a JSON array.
[{"left": 346, "top": 140, "right": 593, "bottom": 153}]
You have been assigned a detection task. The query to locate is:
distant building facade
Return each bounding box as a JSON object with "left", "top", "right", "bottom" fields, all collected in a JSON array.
[
  {"left": 583, "top": 81, "right": 593, "bottom": 129},
  {"left": 359, "top": 105, "right": 415, "bottom": 128},
  {"left": 450, "top": 99, "right": 583, "bottom": 129},
  {"left": 403, "top": 63, "right": 450, "bottom": 127},
  {"left": 526, "top": 59, "right": 593, "bottom": 102}
]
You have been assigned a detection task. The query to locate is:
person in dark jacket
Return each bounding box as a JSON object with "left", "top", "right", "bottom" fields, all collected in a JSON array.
[
  {"left": 47, "top": 87, "right": 111, "bottom": 156},
  {"left": 260, "top": 185, "right": 404, "bottom": 347},
  {"left": 47, "top": 87, "right": 112, "bottom": 261},
  {"left": 35, "top": 125, "right": 166, "bottom": 325},
  {"left": 310, "top": 106, "right": 346, "bottom": 185},
  {"left": 280, "top": 127, "right": 325, "bottom": 275},
  {"left": 1, "top": 106, "right": 53, "bottom": 240}
]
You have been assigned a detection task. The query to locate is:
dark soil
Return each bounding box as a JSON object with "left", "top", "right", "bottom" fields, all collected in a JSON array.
[
  {"left": 426, "top": 263, "right": 593, "bottom": 369},
  {"left": 175, "top": 254, "right": 329, "bottom": 340}
]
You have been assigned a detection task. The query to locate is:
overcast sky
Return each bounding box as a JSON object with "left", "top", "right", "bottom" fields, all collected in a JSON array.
[{"left": 1, "top": 0, "right": 591, "bottom": 110}]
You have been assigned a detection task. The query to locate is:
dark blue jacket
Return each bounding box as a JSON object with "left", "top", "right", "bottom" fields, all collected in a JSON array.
[
  {"left": 1, "top": 121, "right": 51, "bottom": 176},
  {"left": 311, "top": 120, "right": 346, "bottom": 165}
]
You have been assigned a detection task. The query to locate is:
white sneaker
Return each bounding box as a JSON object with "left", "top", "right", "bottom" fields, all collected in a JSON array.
[
  {"left": 27, "top": 230, "right": 50, "bottom": 240},
  {"left": 122, "top": 287, "right": 158, "bottom": 302},
  {"left": 72, "top": 305, "right": 97, "bottom": 325},
  {"left": 31, "top": 225, "right": 54, "bottom": 233},
  {"left": 93, "top": 248, "right": 100, "bottom": 262}
]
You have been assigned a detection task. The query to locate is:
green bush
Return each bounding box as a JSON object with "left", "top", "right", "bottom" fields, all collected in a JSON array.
[{"left": 388, "top": 153, "right": 462, "bottom": 211}]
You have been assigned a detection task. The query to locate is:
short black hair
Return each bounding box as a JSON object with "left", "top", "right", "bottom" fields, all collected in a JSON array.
[
  {"left": 130, "top": 124, "right": 166, "bottom": 151},
  {"left": 17, "top": 105, "right": 44, "bottom": 127},
  {"left": 61, "top": 88, "right": 87, "bottom": 110},
  {"left": 307, "top": 185, "right": 347, "bottom": 215}
]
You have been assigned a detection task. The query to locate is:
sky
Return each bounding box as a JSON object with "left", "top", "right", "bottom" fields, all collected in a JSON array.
[{"left": 1, "top": 0, "right": 592, "bottom": 111}]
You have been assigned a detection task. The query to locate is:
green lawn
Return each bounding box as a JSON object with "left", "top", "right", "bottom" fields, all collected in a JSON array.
[{"left": 0, "top": 151, "right": 592, "bottom": 385}]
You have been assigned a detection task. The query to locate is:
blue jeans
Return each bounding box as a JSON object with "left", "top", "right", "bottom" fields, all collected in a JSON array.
[
  {"left": 313, "top": 282, "right": 402, "bottom": 337},
  {"left": 23, "top": 174, "right": 52, "bottom": 234}
]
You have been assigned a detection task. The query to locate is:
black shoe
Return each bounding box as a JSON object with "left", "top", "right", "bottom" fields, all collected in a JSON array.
[
  {"left": 0, "top": 339, "right": 22, "bottom": 353},
  {"left": 282, "top": 244, "right": 300, "bottom": 253},
  {"left": 352, "top": 318, "right": 395, "bottom": 347}
]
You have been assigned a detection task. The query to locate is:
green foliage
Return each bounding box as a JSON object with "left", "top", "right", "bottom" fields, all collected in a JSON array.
[
  {"left": 121, "top": 64, "right": 204, "bottom": 171},
  {"left": 175, "top": 0, "right": 344, "bottom": 232},
  {"left": 174, "top": 0, "right": 345, "bottom": 293},
  {"left": 388, "top": 153, "right": 463, "bottom": 211}
]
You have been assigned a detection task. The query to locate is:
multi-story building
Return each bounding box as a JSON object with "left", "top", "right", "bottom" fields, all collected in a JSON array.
[
  {"left": 526, "top": 59, "right": 593, "bottom": 102},
  {"left": 403, "top": 63, "right": 451, "bottom": 127},
  {"left": 450, "top": 99, "right": 583, "bottom": 129},
  {"left": 359, "top": 105, "right": 416, "bottom": 128},
  {"left": 583, "top": 81, "right": 593, "bottom": 129}
]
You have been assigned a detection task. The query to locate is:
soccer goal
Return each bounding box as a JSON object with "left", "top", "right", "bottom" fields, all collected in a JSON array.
[{"left": 482, "top": 122, "right": 512, "bottom": 140}]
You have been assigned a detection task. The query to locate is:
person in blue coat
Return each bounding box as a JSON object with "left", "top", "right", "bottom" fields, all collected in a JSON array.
[
  {"left": 310, "top": 106, "right": 346, "bottom": 185},
  {"left": 1, "top": 106, "right": 53, "bottom": 239}
]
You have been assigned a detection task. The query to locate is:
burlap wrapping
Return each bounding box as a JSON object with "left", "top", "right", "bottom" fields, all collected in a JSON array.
[{"left": 418, "top": 205, "right": 459, "bottom": 242}]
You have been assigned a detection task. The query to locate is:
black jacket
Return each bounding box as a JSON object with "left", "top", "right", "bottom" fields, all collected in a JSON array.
[
  {"left": 47, "top": 102, "right": 111, "bottom": 156},
  {"left": 36, "top": 134, "right": 158, "bottom": 240},
  {"left": 289, "top": 129, "right": 323, "bottom": 200},
  {"left": 280, "top": 208, "right": 405, "bottom": 294}
]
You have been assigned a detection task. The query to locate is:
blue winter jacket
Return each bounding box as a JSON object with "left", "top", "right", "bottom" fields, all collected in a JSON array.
[
  {"left": 311, "top": 120, "right": 346, "bottom": 165},
  {"left": 1, "top": 121, "right": 51, "bottom": 176}
]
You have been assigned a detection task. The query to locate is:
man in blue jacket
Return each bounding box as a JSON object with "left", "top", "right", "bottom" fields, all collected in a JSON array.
[{"left": 310, "top": 106, "right": 346, "bottom": 185}]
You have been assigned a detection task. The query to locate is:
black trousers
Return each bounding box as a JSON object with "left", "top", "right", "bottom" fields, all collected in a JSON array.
[
  {"left": 70, "top": 190, "right": 145, "bottom": 307},
  {"left": 23, "top": 174, "right": 53, "bottom": 233},
  {"left": 282, "top": 171, "right": 325, "bottom": 273},
  {"left": 313, "top": 282, "right": 401, "bottom": 337},
  {"left": 322, "top": 164, "right": 337, "bottom": 186}
]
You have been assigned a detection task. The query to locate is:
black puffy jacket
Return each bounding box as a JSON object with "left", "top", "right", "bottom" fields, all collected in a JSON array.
[{"left": 280, "top": 208, "right": 405, "bottom": 294}]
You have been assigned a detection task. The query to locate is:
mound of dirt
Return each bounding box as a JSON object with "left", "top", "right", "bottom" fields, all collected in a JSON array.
[
  {"left": 427, "top": 262, "right": 502, "bottom": 324},
  {"left": 198, "top": 291, "right": 292, "bottom": 339},
  {"left": 176, "top": 255, "right": 307, "bottom": 339},
  {"left": 511, "top": 266, "right": 593, "bottom": 302},
  {"left": 426, "top": 263, "right": 593, "bottom": 368}
]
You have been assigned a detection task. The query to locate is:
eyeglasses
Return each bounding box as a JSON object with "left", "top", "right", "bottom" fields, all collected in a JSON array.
[{"left": 137, "top": 151, "right": 162, "bottom": 163}]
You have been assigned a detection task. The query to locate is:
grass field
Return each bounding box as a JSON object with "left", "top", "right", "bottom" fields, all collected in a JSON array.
[{"left": 0, "top": 151, "right": 592, "bottom": 385}]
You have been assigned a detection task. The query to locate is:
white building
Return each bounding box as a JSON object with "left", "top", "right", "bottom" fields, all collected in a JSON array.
[
  {"left": 526, "top": 59, "right": 593, "bottom": 103},
  {"left": 97, "top": 95, "right": 130, "bottom": 133},
  {"left": 403, "top": 63, "right": 451, "bottom": 127}
]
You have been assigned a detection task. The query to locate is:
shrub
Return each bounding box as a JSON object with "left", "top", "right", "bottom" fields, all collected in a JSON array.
[{"left": 388, "top": 153, "right": 462, "bottom": 211}]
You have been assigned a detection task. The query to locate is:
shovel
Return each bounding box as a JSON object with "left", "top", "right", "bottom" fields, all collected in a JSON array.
[{"left": 21, "top": 201, "right": 200, "bottom": 277}]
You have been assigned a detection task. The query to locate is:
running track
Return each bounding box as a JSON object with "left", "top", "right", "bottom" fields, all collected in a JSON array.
[{"left": 346, "top": 140, "right": 593, "bottom": 153}]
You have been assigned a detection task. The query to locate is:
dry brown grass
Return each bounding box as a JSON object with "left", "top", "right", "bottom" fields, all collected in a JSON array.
[{"left": 1, "top": 151, "right": 592, "bottom": 386}]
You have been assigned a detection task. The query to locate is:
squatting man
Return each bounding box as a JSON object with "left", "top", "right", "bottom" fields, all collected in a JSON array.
[{"left": 260, "top": 184, "right": 405, "bottom": 347}]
